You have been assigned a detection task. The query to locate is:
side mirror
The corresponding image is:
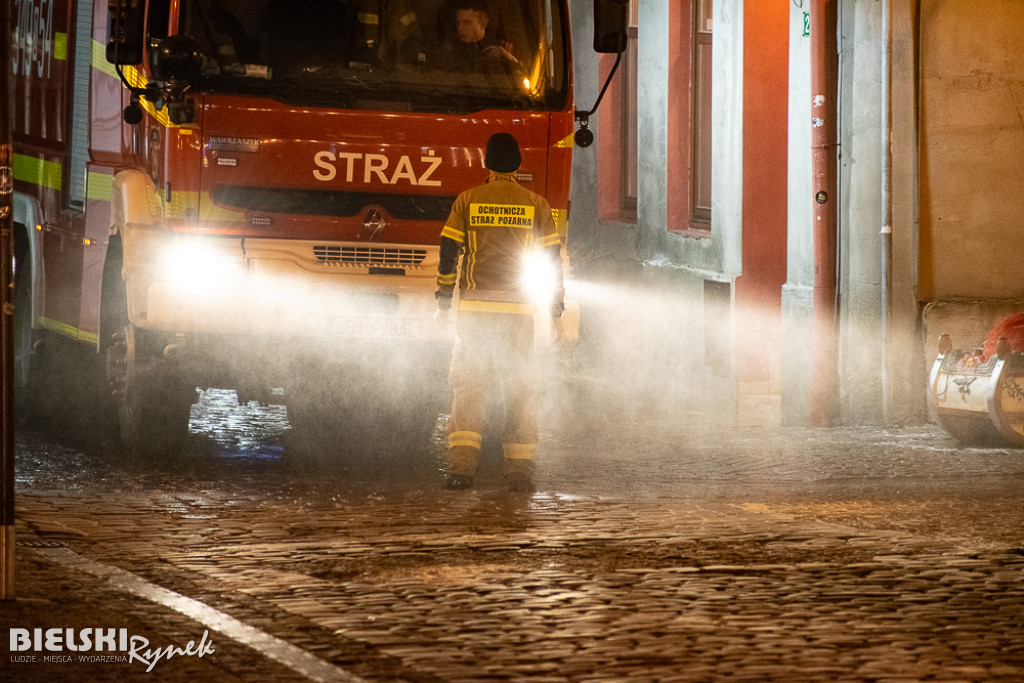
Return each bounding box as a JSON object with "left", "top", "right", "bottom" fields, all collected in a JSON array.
[
  {"left": 152, "top": 36, "right": 203, "bottom": 125},
  {"left": 593, "top": 0, "right": 629, "bottom": 54},
  {"left": 106, "top": 0, "right": 146, "bottom": 65},
  {"left": 152, "top": 35, "right": 204, "bottom": 84}
]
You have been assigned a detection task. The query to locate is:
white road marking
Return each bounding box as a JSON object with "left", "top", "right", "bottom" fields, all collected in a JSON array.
[{"left": 38, "top": 545, "right": 366, "bottom": 683}]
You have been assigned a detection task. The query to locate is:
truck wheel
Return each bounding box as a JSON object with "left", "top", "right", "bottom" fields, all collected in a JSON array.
[
  {"left": 106, "top": 322, "right": 196, "bottom": 459},
  {"left": 12, "top": 225, "right": 43, "bottom": 423},
  {"left": 12, "top": 229, "right": 32, "bottom": 390}
]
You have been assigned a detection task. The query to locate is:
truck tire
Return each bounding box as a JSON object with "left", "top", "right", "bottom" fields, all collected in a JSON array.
[
  {"left": 101, "top": 238, "right": 196, "bottom": 459},
  {"left": 12, "top": 225, "right": 37, "bottom": 421},
  {"left": 106, "top": 322, "right": 197, "bottom": 459}
]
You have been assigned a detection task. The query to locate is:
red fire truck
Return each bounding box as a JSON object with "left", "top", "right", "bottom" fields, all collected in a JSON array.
[{"left": 11, "top": 0, "right": 626, "bottom": 456}]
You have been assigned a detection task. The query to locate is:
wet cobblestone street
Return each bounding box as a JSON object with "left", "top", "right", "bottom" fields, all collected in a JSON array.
[{"left": 4, "top": 389, "right": 1024, "bottom": 681}]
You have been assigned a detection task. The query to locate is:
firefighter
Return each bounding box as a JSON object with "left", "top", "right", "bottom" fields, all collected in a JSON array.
[
  {"left": 434, "top": 1, "right": 519, "bottom": 72},
  {"left": 435, "top": 133, "right": 564, "bottom": 493}
]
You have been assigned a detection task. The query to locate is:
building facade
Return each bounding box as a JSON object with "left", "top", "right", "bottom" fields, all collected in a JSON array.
[{"left": 567, "top": 0, "right": 1024, "bottom": 426}]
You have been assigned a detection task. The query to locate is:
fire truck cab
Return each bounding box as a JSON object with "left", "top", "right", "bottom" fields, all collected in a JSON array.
[{"left": 11, "top": 0, "right": 627, "bottom": 457}]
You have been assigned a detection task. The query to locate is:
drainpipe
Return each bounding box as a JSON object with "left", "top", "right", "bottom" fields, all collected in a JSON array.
[
  {"left": 810, "top": 0, "right": 839, "bottom": 426},
  {"left": 881, "top": 0, "right": 894, "bottom": 424}
]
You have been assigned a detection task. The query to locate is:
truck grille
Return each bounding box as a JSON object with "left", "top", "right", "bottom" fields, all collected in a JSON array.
[
  {"left": 212, "top": 185, "right": 454, "bottom": 221},
  {"left": 314, "top": 245, "right": 427, "bottom": 266}
]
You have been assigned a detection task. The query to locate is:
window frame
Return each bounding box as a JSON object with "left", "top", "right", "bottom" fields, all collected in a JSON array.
[
  {"left": 619, "top": 5, "right": 639, "bottom": 218},
  {"left": 667, "top": 0, "right": 713, "bottom": 236},
  {"left": 690, "top": 0, "right": 713, "bottom": 228}
]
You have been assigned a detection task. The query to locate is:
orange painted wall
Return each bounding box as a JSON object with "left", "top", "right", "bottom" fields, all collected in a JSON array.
[{"left": 735, "top": 0, "right": 790, "bottom": 383}]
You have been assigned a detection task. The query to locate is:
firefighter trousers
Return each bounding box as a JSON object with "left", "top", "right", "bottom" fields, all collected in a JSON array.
[{"left": 448, "top": 310, "right": 537, "bottom": 480}]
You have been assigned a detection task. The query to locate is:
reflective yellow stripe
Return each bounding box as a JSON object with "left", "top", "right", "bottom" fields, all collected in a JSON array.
[
  {"left": 54, "top": 32, "right": 68, "bottom": 61},
  {"left": 92, "top": 39, "right": 177, "bottom": 129},
  {"left": 13, "top": 157, "right": 114, "bottom": 201},
  {"left": 39, "top": 317, "right": 99, "bottom": 345},
  {"left": 458, "top": 300, "right": 535, "bottom": 315},
  {"left": 198, "top": 191, "right": 245, "bottom": 222},
  {"left": 503, "top": 443, "right": 537, "bottom": 460},
  {"left": 538, "top": 232, "right": 560, "bottom": 249},
  {"left": 441, "top": 225, "right": 464, "bottom": 243},
  {"left": 555, "top": 133, "right": 575, "bottom": 149},
  {"left": 437, "top": 272, "right": 457, "bottom": 286},
  {"left": 466, "top": 231, "right": 478, "bottom": 289},
  {"left": 552, "top": 208, "right": 568, "bottom": 239},
  {"left": 91, "top": 39, "right": 119, "bottom": 80},
  {"left": 126, "top": 65, "right": 175, "bottom": 128},
  {"left": 449, "top": 431, "right": 482, "bottom": 450},
  {"left": 13, "top": 154, "right": 62, "bottom": 191},
  {"left": 87, "top": 171, "right": 114, "bottom": 202},
  {"left": 122, "top": 64, "right": 148, "bottom": 90}
]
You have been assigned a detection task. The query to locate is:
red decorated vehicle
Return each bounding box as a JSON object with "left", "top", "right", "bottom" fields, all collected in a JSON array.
[
  {"left": 11, "top": 0, "right": 626, "bottom": 456},
  {"left": 929, "top": 314, "right": 1024, "bottom": 448}
]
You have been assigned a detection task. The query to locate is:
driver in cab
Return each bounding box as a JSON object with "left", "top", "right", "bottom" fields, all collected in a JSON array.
[{"left": 436, "top": 1, "right": 519, "bottom": 71}]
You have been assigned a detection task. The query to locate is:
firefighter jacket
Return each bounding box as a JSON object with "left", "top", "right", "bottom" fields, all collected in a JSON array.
[{"left": 436, "top": 171, "right": 564, "bottom": 317}]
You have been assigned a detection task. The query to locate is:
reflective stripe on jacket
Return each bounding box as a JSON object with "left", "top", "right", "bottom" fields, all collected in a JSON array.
[{"left": 436, "top": 172, "right": 563, "bottom": 314}]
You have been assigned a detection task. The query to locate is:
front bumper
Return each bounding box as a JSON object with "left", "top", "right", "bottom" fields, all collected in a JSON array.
[
  {"left": 129, "top": 233, "right": 579, "bottom": 345},
  {"left": 132, "top": 235, "right": 450, "bottom": 342}
]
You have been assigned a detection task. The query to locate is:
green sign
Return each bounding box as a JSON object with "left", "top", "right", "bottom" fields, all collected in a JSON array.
[{"left": 803, "top": 12, "right": 810, "bottom": 37}]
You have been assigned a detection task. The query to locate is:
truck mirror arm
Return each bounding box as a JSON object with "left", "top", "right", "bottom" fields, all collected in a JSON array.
[
  {"left": 113, "top": 34, "right": 202, "bottom": 126},
  {"left": 573, "top": 51, "right": 621, "bottom": 148},
  {"left": 114, "top": 63, "right": 165, "bottom": 126}
]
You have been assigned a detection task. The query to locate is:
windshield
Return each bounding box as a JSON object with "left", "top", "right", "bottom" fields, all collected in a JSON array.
[{"left": 178, "top": 0, "right": 569, "bottom": 113}]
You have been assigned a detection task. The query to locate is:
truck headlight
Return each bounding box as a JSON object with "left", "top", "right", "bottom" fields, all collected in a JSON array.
[{"left": 157, "top": 239, "right": 244, "bottom": 290}]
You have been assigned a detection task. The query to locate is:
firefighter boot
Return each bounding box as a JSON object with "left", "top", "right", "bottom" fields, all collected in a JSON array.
[
  {"left": 446, "top": 431, "right": 482, "bottom": 489},
  {"left": 503, "top": 443, "right": 536, "bottom": 493}
]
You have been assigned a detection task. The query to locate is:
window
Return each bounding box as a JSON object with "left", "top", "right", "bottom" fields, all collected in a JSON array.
[
  {"left": 620, "top": 2, "right": 639, "bottom": 217},
  {"left": 667, "top": 0, "right": 713, "bottom": 234},
  {"left": 177, "top": 0, "right": 570, "bottom": 113},
  {"left": 691, "top": 0, "right": 713, "bottom": 227}
]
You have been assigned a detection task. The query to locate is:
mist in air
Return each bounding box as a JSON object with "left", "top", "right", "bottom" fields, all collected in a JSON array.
[{"left": 17, "top": 257, "right": 756, "bottom": 483}]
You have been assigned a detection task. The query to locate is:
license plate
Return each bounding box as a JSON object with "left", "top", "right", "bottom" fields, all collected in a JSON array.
[{"left": 325, "top": 316, "right": 421, "bottom": 339}]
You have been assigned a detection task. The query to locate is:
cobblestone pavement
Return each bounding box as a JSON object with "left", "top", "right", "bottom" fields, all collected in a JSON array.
[{"left": 4, "top": 389, "right": 1024, "bottom": 681}]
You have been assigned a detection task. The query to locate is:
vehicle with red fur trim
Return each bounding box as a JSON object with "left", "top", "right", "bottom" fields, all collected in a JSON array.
[{"left": 929, "top": 314, "right": 1024, "bottom": 448}]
